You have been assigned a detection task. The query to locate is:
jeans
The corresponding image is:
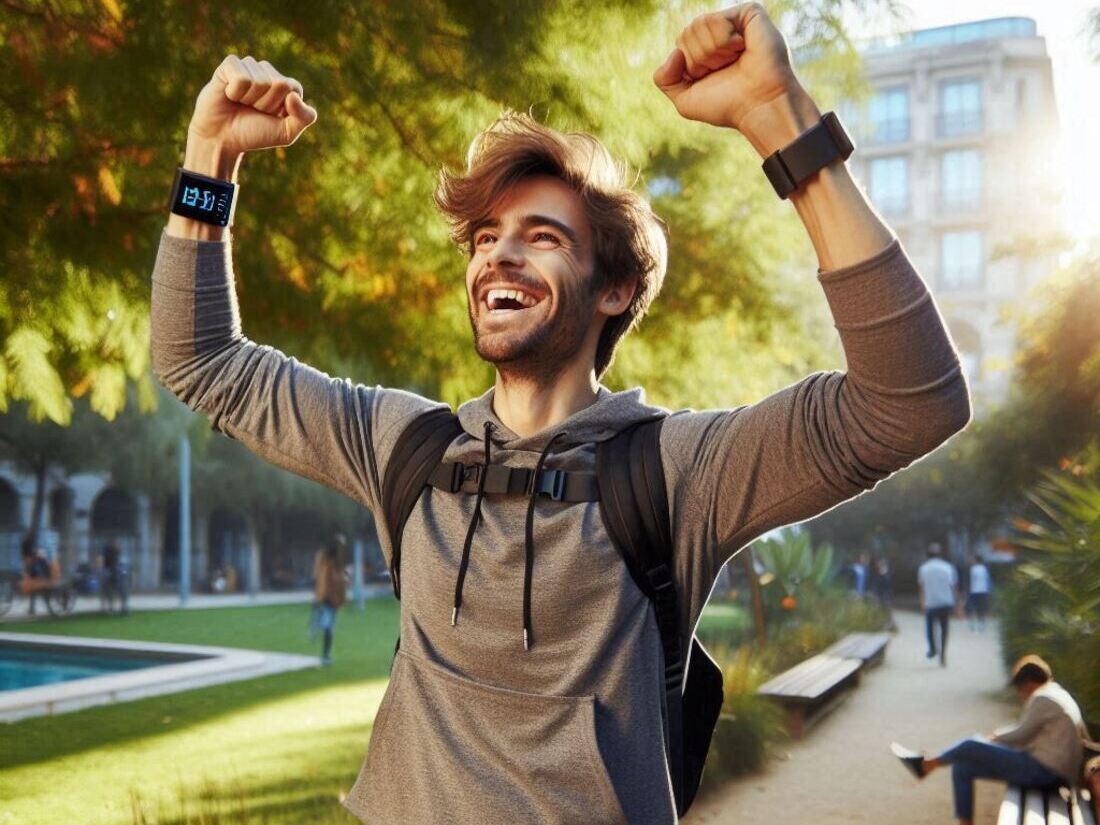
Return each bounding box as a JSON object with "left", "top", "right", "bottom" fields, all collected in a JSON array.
[
  {"left": 925, "top": 606, "right": 952, "bottom": 660},
  {"left": 938, "top": 737, "right": 1063, "bottom": 819},
  {"left": 309, "top": 603, "right": 339, "bottom": 659}
]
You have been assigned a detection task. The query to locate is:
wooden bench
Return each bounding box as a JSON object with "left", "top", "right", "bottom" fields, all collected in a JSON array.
[
  {"left": 758, "top": 653, "right": 862, "bottom": 738},
  {"left": 823, "top": 631, "right": 890, "bottom": 669},
  {"left": 998, "top": 786, "right": 1096, "bottom": 825}
]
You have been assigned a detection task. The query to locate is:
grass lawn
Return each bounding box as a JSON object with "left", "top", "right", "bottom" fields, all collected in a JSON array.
[
  {"left": 1, "top": 599, "right": 400, "bottom": 825},
  {"left": 4, "top": 597, "right": 751, "bottom": 824},
  {"left": 697, "top": 600, "right": 751, "bottom": 644}
]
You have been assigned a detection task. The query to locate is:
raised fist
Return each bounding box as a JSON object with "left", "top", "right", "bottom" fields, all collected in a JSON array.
[
  {"left": 653, "top": 2, "right": 798, "bottom": 131},
  {"left": 188, "top": 55, "right": 317, "bottom": 155}
]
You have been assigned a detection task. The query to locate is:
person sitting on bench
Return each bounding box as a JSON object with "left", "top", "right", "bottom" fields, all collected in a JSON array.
[{"left": 891, "top": 655, "right": 1091, "bottom": 825}]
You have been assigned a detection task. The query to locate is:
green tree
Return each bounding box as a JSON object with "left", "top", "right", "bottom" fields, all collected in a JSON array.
[{"left": 2, "top": 0, "right": 902, "bottom": 424}]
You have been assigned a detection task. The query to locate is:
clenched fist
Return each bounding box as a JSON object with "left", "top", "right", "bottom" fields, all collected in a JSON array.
[
  {"left": 653, "top": 2, "right": 799, "bottom": 132},
  {"left": 188, "top": 54, "right": 317, "bottom": 156}
]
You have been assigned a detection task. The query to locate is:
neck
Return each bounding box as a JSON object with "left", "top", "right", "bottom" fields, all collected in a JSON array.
[{"left": 491, "top": 360, "right": 600, "bottom": 439}]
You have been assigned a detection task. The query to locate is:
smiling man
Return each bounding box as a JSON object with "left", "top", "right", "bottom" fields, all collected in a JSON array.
[{"left": 152, "top": 4, "right": 971, "bottom": 823}]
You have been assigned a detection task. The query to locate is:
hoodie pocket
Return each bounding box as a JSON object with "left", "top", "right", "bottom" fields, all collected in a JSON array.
[{"left": 345, "top": 649, "right": 628, "bottom": 825}]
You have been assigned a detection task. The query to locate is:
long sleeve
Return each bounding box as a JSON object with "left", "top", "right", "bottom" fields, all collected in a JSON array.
[
  {"left": 993, "top": 699, "right": 1052, "bottom": 747},
  {"left": 660, "top": 237, "right": 972, "bottom": 633},
  {"left": 150, "top": 229, "right": 445, "bottom": 523}
]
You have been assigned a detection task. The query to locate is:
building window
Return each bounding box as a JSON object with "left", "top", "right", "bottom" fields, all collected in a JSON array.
[
  {"left": 937, "top": 78, "right": 983, "bottom": 137},
  {"left": 940, "top": 230, "right": 983, "bottom": 289},
  {"left": 868, "top": 156, "right": 909, "bottom": 215},
  {"left": 868, "top": 86, "right": 909, "bottom": 143},
  {"left": 940, "top": 149, "right": 983, "bottom": 210}
]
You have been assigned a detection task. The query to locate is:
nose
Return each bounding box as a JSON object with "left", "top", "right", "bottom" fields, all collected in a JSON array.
[{"left": 486, "top": 231, "right": 524, "bottom": 269}]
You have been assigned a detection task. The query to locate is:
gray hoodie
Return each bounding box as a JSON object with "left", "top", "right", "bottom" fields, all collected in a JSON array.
[{"left": 151, "top": 229, "right": 970, "bottom": 824}]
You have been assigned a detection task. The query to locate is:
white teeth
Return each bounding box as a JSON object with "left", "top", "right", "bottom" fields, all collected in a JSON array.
[{"left": 485, "top": 287, "right": 539, "bottom": 309}]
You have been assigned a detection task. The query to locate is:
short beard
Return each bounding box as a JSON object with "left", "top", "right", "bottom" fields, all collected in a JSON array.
[{"left": 469, "top": 285, "right": 599, "bottom": 386}]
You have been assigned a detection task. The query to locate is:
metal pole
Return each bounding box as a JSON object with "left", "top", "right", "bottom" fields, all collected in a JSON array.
[
  {"left": 179, "top": 435, "right": 191, "bottom": 607},
  {"left": 353, "top": 537, "right": 365, "bottom": 610}
]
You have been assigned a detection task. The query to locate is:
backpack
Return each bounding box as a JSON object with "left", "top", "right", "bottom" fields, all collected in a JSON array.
[{"left": 380, "top": 407, "right": 724, "bottom": 818}]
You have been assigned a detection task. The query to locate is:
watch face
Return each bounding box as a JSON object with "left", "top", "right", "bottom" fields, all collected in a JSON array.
[{"left": 172, "top": 171, "right": 234, "bottom": 226}]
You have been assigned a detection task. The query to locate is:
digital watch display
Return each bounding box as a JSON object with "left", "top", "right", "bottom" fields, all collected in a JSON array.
[{"left": 168, "top": 166, "right": 237, "bottom": 227}]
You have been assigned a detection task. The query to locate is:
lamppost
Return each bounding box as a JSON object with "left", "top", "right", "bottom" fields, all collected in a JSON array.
[{"left": 179, "top": 435, "right": 190, "bottom": 607}]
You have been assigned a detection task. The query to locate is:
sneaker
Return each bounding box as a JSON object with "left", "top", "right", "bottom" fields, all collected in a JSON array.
[
  {"left": 890, "top": 743, "right": 926, "bottom": 780},
  {"left": 926, "top": 649, "right": 936, "bottom": 659},
  {"left": 320, "top": 655, "right": 334, "bottom": 667}
]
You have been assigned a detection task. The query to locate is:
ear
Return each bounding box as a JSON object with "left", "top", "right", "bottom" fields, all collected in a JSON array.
[{"left": 598, "top": 279, "right": 638, "bottom": 317}]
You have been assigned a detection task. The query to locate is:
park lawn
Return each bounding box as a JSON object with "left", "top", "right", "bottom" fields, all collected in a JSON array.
[
  {"left": 1, "top": 599, "right": 400, "bottom": 825},
  {"left": 696, "top": 600, "right": 751, "bottom": 639}
]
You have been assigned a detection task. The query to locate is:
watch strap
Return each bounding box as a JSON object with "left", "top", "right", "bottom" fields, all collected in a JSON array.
[{"left": 761, "top": 111, "right": 854, "bottom": 200}]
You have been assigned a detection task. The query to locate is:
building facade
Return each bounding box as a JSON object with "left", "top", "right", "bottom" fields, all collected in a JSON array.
[{"left": 838, "top": 17, "right": 1063, "bottom": 408}]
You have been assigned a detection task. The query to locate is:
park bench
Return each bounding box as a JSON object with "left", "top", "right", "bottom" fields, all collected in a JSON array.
[
  {"left": 758, "top": 653, "right": 862, "bottom": 738},
  {"left": 997, "top": 785, "right": 1096, "bottom": 825},
  {"left": 823, "top": 631, "right": 890, "bottom": 669},
  {"left": 758, "top": 631, "right": 891, "bottom": 738}
]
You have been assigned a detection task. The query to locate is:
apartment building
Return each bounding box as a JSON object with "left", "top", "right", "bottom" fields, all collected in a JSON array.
[{"left": 838, "top": 17, "right": 1063, "bottom": 407}]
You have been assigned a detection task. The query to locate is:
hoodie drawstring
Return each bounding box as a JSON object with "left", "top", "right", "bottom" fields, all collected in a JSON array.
[
  {"left": 449, "top": 423, "right": 567, "bottom": 652},
  {"left": 452, "top": 420, "right": 493, "bottom": 627},
  {"left": 523, "top": 432, "right": 567, "bottom": 651}
]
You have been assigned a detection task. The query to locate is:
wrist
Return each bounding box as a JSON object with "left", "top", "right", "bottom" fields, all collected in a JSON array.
[
  {"left": 738, "top": 86, "right": 822, "bottom": 159},
  {"left": 167, "top": 136, "right": 242, "bottom": 242},
  {"left": 183, "top": 133, "right": 242, "bottom": 183}
]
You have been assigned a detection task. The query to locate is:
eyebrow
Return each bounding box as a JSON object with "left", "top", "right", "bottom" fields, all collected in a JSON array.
[{"left": 470, "top": 214, "right": 580, "bottom": 247}]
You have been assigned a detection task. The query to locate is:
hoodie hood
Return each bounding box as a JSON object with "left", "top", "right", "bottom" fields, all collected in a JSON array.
[{"left": 456, "top": 383, "right": 668, "bottom": 450}]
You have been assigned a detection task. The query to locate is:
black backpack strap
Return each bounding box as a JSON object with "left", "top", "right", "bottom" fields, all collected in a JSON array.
[
  {"left": 381, "top": 406, "right": 463, "bottom": 601},
  {"left": 595, "top": 418, "right": 687, "bottom": 804}
]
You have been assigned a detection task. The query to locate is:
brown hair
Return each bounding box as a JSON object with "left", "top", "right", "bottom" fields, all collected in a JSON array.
[
  {"left": 1009, "top": 654, "right": 1052, "bottom": 687},
  {"left": 434, "top": 112, "right": 668, "bottom": 379}
]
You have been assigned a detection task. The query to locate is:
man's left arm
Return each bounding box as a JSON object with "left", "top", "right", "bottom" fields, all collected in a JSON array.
[
  {"left": 993, "top": 698, "right": 1055, "bottom": 747},
  {"left": 653, "top": 3, "right": 972, "bottom": 631}
]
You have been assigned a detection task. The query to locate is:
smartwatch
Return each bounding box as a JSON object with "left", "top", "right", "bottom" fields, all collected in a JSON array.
[
  {"left": 761, "top": 111, "right": 854, "bottom": 200},
  {"left": 169, "top": 166, "right": 237, "bottom": 227}
]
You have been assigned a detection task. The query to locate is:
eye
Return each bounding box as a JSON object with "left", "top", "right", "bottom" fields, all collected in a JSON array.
[
  {"left": 532, "top": 231, "right": 560, "bottom": 245},
  {"left": 474, "top": 231, "right": 496, "bottom": 248}
]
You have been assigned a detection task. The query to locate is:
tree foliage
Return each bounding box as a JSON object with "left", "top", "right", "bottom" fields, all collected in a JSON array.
[{"left": 1, "top": 0, "right": 904, "bottom": 425}]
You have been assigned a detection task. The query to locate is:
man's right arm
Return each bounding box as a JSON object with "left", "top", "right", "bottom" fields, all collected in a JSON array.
[
  {"left": 153, "top": 56, "right": 446, "bottom": 522},
  {"left": 151, "top": 225, "right": 443, "bottom": 519}
]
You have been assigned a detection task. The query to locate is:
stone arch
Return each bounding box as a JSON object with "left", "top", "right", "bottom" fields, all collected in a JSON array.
[
  {"left": 0, "top": 476, "right": 22, "bottom": 570},
  {"left": 90, "top": 487, "right": 139, "bottom": 567}
]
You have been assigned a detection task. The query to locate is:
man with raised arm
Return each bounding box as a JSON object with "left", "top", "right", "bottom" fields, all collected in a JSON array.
[{"left": 152, "top": 4, "right": 970, "bottom": 823}]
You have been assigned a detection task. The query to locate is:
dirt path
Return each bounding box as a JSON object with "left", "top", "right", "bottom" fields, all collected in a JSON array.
[{"left": 685, "top": 609, "right": 1014, "bottom": 825}]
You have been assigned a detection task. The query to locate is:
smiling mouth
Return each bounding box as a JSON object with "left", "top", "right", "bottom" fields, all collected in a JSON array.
[{"left": 480, "top": 287, "right": 547, "bottom": 318}]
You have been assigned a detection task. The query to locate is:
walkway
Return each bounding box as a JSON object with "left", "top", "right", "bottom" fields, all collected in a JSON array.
[
  {"left": 0, "top": 583, "right": 392, "bottom": 623},
  {"left": 685, "top": 609, "right": 1014, "bottom": 825}
]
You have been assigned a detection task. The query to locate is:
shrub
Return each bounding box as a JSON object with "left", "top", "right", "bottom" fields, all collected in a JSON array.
[
  {"left": 1001, "top": 454, "right": 1100, "bottom": 729},
  {"left": 697, "top": 645, "right": 785, "bottom": 794}
]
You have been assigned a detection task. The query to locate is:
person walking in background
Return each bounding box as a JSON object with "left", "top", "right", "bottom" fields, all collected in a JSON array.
[
  {"left": 849, "top": 552, "right": 870, "bottom": 598},
  {"left": 870, "top": 555, "right": 897, "bottom": 631},
  {"left": 99, "top": 541, "right": 129, "bottom": 616},
  {"left": 965, "top": 554, "right": 992, "bottom": 631},
  {"left": 891, "top": 655, "right": 1093, "bottom": 825},
  {"left": 918, "top": 542, "right": 958, "bottom": 666},
  {"left": 312, "top": 533, "right": 349, "bottom": 666},
  {"left": 21, "top": 535, "right": 51, "bottom": 617}
]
